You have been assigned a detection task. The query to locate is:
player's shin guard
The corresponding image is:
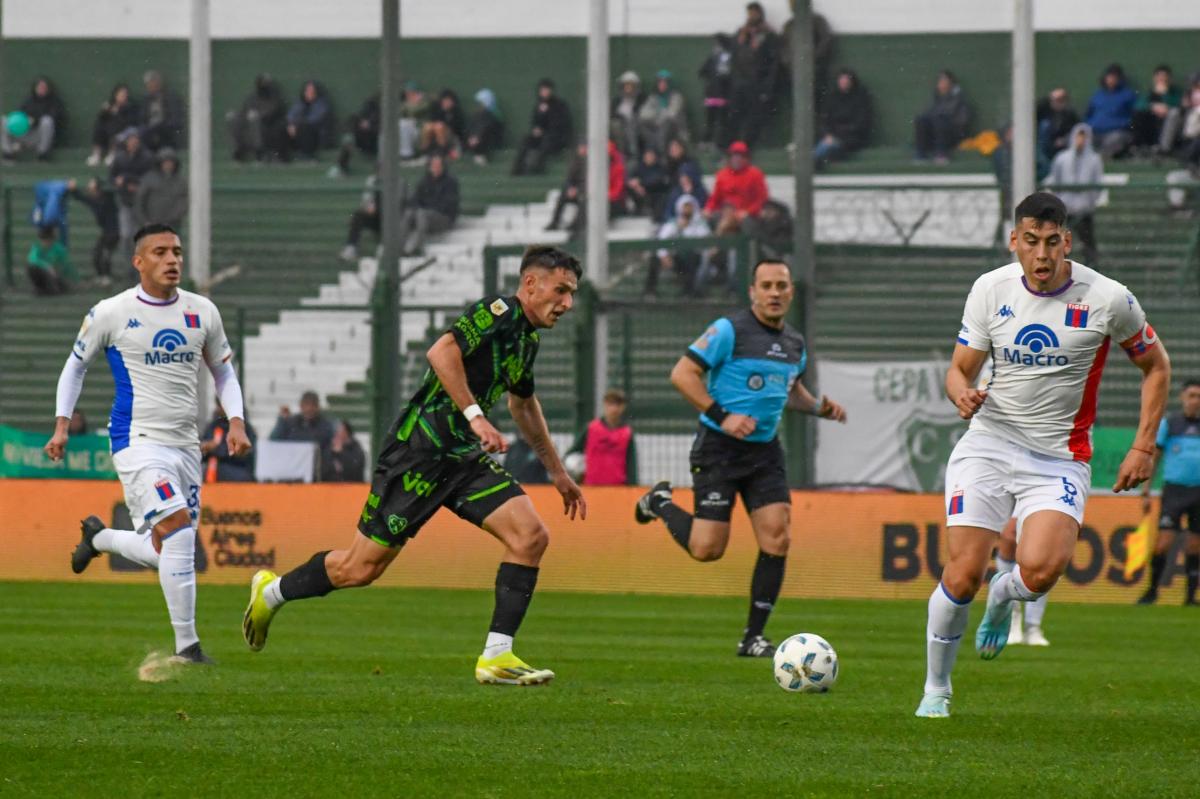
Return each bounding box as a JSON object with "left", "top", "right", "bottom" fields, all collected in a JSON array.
[
  {"left": 158, "top": 525, "right": 198, "bottom": 652},
  {"left": 656, "top": 500, "right": 694, "bottom": 551},
  {"left": 925, "top": 583, "right": 970, "bottom": 695},
  {"left": 744, "top": 552, "right": 786, "bottom": 639},
  {"left": 277, "top": 550, "right": 334, "bottom": 602},
  {"left": 489, "top": 562, "right": 539, "bottom": 637},
  {"left": 93, "top": 527, "right": 159, "bottom": 568}
]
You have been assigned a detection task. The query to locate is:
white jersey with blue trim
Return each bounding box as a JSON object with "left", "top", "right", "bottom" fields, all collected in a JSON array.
[
  {"left": 70, "top": 286, "right": 233, "bottom": 452},
  {"left": 956, "top": 261, "right": 1156, "bottom": 462}
]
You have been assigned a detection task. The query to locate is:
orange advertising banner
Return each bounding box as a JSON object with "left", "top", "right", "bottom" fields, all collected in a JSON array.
[{"left": 0, "top": 480, "right": 1182, "bottom": 603}]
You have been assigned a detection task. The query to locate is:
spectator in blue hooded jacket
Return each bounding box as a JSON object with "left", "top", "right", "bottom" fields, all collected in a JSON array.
[
  {"left": 1085, "top": 64, "right": 1137, "bottom": 158},
  {"left": 465, "top": 89, "right": 504, "bottom": 165}
]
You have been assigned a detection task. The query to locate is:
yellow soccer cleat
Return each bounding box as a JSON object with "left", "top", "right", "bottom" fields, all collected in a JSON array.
[
  {"left": 474, "top": 651, "right": 555, "bottom": 686},
  {"left": 242, "top": 569, "right": 279, "bottom": 652}
]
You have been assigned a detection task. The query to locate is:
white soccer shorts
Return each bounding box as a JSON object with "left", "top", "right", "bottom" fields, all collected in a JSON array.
[
  {"left": 943, "top": 429, "right": 1090, "bottom": 534},
  {"left": 112, "top": 443, "right": 202, "bottom": 531}
]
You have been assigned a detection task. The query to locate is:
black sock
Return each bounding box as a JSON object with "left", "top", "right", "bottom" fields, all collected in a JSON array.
[
  {"left": 279, "top": 550, "right": 335, "bottom": 601},
  {"left": 489, "top": 562, "right": 539, "bottom": 636},
  {"left": 1148, "top": 551, "right": 1167, "bottom": 594},
  {"left": 655, "top": 499, "right": 694, "bottom": 552},
  {"left": 744, "top": 551, "right": 787, "bottom": 640},
  {"left": 1186, "top": 553, "right": 1199, "bottom": 601}
]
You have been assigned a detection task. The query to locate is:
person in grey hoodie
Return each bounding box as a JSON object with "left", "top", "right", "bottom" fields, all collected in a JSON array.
[
  {"left": 1045, "top": 122, "right": 1103, "bottom": 265},
  {"left": 134, "top": 147, "right": 188, "bottom": 230}
]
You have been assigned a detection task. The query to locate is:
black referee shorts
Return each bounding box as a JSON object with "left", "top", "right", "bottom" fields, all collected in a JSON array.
[
  {"left": 689, "top": 426, "right": 791, "bottom": 522},
  {"left": 1159, "top": 483, "right": 1200, "bottom": 534}
]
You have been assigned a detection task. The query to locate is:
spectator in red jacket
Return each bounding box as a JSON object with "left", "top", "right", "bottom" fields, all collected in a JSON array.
[{"left": 704, "top": 140, "right": 768, "bottom": 235}]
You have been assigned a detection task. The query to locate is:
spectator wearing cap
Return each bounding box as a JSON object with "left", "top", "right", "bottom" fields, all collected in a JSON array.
[
  {"left": 610, "top": 71, "right": 646, "bottom": 158},
  {"left": 728, "top": 1, "right": 781, "bottom": 148},
  {"left": 638, "top": 69, "right": 690, "bottom": 155},
  {"left": 1085, "top": 63, "right": 1137, "bottom": 159},
  {"left": 139, "top": 70, "right": 186, "bottom": 151},
  {"left": 464, "top": 88, "right": 504, "bottom": 165},
  {"left": 271, "top": 390, "right": 336, "bottom": 448},
  {"left": 512, "top": 78, "right": 573, "bottom": 175},
  {"left": 704, "top": 141, "right": 768, "bottom": 236},
  {"left": 566, "top": 389, "right": 638, "bottom": 486}
]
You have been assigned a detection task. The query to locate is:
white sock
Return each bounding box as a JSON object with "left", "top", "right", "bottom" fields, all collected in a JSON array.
[
  {"left": 925, "top": 583, "right": 971, "bottom": 696},
  {"left": 1025, "top": 592, "right": 1048, "bottom": 627},
  {"left": 92, "top": 528, "right": 159, "bottom": 568},
  {"left": 263, "top": 577, "right": 287, "bottom": 609},
  {"left": 158, "top": 525, "right": 199, "bottom": 653},
  {"left": 992, "top": 564, "right": 1044, "bottom": 604},
  {"left": 995, "top": 555, "right": 1016, "bottom": 575},
  {"left": 482, "top": 632, "right": 513, "bottom": 659}
]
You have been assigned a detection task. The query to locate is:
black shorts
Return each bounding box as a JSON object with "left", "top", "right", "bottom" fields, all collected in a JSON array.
[
  {"left": 357, "top": 437, "right": 525, "bottom": 548},
  {"left": 1159, "top": 483, "right": 1200, "bottom": 534},
  {"left": 689, "top": 426, "right": 790, "bottom": 522}
]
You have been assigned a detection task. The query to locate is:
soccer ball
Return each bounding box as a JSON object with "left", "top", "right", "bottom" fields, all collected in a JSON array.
[
  {"left": 773, "top": 633, "right": 839, "bottom": 693},
  {"left": 563, "top": 452, "right": 586, "bottom": 481}
]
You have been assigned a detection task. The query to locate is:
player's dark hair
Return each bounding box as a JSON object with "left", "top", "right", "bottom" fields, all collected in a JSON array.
[
  {"left": 133, "top": 223, "right": 179, "bottom": 245},
  {"left": 520, "top": 245, "right": 582, "bottom": 278},
  {"left": 1183, "top": 379, "right": 1200, "bottom": 391},
  {"left": 751, "top": 258, "right": 791, "bottom": 281},
  {"left": 1014, "top": 192, "right": 1067, "bottom": 228}
]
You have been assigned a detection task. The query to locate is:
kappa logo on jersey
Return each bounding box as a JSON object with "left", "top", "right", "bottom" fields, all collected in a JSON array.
[
  {"left": 948, "top": 490, "right": 964, "bottom": 515},
  {"left": 145, "top": 329, "right": 195, "bottom": 366},
  {"left": 155, "top": 480, "right": 176, "bottom": 501},
  {"left": 1003, "top": 323, "right": 1068, "bottom": 367},
  {"left": 996, "top": 305, "right": 1015, "bottom": 319},
  {"left": 126, "top": 318, "right": 142, "bottom": 329},
  {"left": 1065, "top": 303, "right": 1089, "bottom": 328},
  {"left": 183, "top": 312, "right": 201, "bottom": 329}
]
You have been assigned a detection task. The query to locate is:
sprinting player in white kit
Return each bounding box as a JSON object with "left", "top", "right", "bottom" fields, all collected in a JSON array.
[
  {"left": 916, "top": 193, "right": 1170, "bottom": 718},
  {"left": 995, "top": 517, "right": 1050, "bottom": 646},
  {"left": 44, "top": 223, "right": 251, "bottom": 664}
]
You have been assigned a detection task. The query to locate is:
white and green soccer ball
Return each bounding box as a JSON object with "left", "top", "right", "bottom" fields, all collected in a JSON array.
[{"left": 773, "top": 633, "right": 839, "bottom": 693}]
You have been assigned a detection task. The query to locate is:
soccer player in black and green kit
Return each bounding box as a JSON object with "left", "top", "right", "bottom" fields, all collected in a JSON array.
[{"left": 243, "top": 246, "right": 587, "bottom": 685}]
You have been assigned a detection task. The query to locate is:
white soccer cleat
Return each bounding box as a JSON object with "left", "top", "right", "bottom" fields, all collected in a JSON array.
[{"left": 1023, "top": 626, "right": 1050, "bottom": 647}]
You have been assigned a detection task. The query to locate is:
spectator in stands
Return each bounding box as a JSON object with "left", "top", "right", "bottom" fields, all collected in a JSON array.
[
  {"left": 464, "top": 88, "right": 504, "bottom": 165},
  {"left": 913, "top": 70, "right": 971, "bottom": 164},
  {"left": 401, "top": 153, "right": 459, "bottom": 256},
  {"left": 645, "top": 193, "right": 710, "bottom": 297},
  {"left": 139, "top": 70, "right": 185, "bottom": 151},
  {"left": 68, "top": 410, "right": 88, "bottom": 436},
  {"left": 271, "top": 390, "right": 336, "bottom": 448},
  {"left": 741, "top": 198, "right": 793, "bottom": 260},
  {"left": 638, "top": 70, "right": 689, "bottom": 155},
  {"left": 67, "top": 178, "right": 119, "bottom": 287},
  {"left": 664, "top": 138, "right": 708, "bottom": 219},
  {"left": 27, "top": 225, "right": 75, "bottom": 296},
  {"left": 201, "top": 404, "right": 258, "bottom": 483},
  {"left": 814, "top": 68, "right": 872, "bottom": 169},
  {"left": 512, "top": 78, "right": 572, "bottom": 175},
  {"left": 319, "top": 420, "right": 366, "bottom": 483},
  {"left": 1085, "top": 63, "right": 1136, "bottom": 159},
  {"left": 134, "top": 148, "right": 187, "bottom": 230},
  {"left": 1045, "top": 123, "right": 1103, "bottom": 265},
  {"left": 781, "top": 9, "right": 835, "bottom": 112},
  {"left": 340, "top": 173, "right": 382, "bottom": 262},
  {"left": 1182, "top": 78, "right": 1200, "bottom": 174},
  {"left": 285, "top": 80, "right": 334, "bottom": 160},
  {"left": 109, "top": 128, "right": 155, "bottom": 258},
  {"left": 699, "top": 33, "right": 734, "bottom": 150},
  {"left": 2, "top": 77, "right": 66, "bottom": 162},
  {"left": 1036, "top": 87, "right": 1080, "bottom": 161},
  {"left": 420, "top": 89, "right": 466, "bottom": 158},
  {"left": 625, "top": 147, "right": 671, "bottom": 220},
  {"left": 227, "top": 73, "right": 288, "bottom": 163},
  {"left": 1132, "top": 65, "right": 1182, "bottom": 156},
  {"left": 544, "top": 140, "right": 625, "bottom": 235},
  {"left": 346, "top": 93, "right": 381, "bottom": 157},
  {"left": 566, "top": 389, "right": 638, "bottom": 486},
  {"left": 611, "top": 71, "right": 646, "bottom": 159},
  {"left": 398, "top": 82, "right": 432, "bottom": 160},
  {"left": 88, "top": 83, "right": 139, "bottom": 167},
  {"left": 728, "top": 2, "right": 781, "bottom": 148},
  {"left": 704, "top": 141, "right": 768, "bottom": 236}
]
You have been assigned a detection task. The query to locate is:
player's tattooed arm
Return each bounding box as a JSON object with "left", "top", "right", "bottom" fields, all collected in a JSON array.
[
  {"left": 508, "top": 394, "right": 587, "bottom": 520},
  {"left": 945, "top": 344, "right": 990, "bottom": 420},
  {"left": 1115, "top": 339, "right": 1171, "bottom": 493}
]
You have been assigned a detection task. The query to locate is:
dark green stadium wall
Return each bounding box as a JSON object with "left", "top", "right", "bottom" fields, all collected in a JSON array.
[{"left": 4, "top": 31, "right": 1197, "bottom": 151}]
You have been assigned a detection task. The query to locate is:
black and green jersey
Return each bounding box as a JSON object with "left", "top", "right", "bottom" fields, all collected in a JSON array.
[{"left": 392, "top": 295, "right": 540, "bottom": 458}]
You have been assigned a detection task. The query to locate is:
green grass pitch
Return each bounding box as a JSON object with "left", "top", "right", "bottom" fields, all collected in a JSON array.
[{"left": 1, "top": 581, "right": 1197, "bottom": 797}]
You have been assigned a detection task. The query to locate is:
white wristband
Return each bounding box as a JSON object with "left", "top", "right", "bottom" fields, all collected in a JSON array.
[{"left": 463, "top": 403, "right": 484, "bottom": 421}]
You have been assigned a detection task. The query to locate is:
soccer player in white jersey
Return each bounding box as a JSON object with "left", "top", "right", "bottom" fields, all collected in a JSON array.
[
  {"left": 915, "top": 193, "right": 1170, "bottom": 718},
  {"left": 44, "top": 224, "right": 251, "bottom": 665}
]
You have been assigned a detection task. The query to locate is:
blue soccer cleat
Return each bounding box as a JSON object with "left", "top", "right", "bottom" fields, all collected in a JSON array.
[
  {"left": 975, "top": 572, "right": 1014, "bottom": 660},
  {"left": 914, "top": 693, "right": 951, "bottom": 718}
]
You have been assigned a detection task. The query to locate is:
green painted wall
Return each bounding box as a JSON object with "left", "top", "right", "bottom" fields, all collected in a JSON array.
[{"left": 4, "top": 30, "right": 1198, "bottom": 152}]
